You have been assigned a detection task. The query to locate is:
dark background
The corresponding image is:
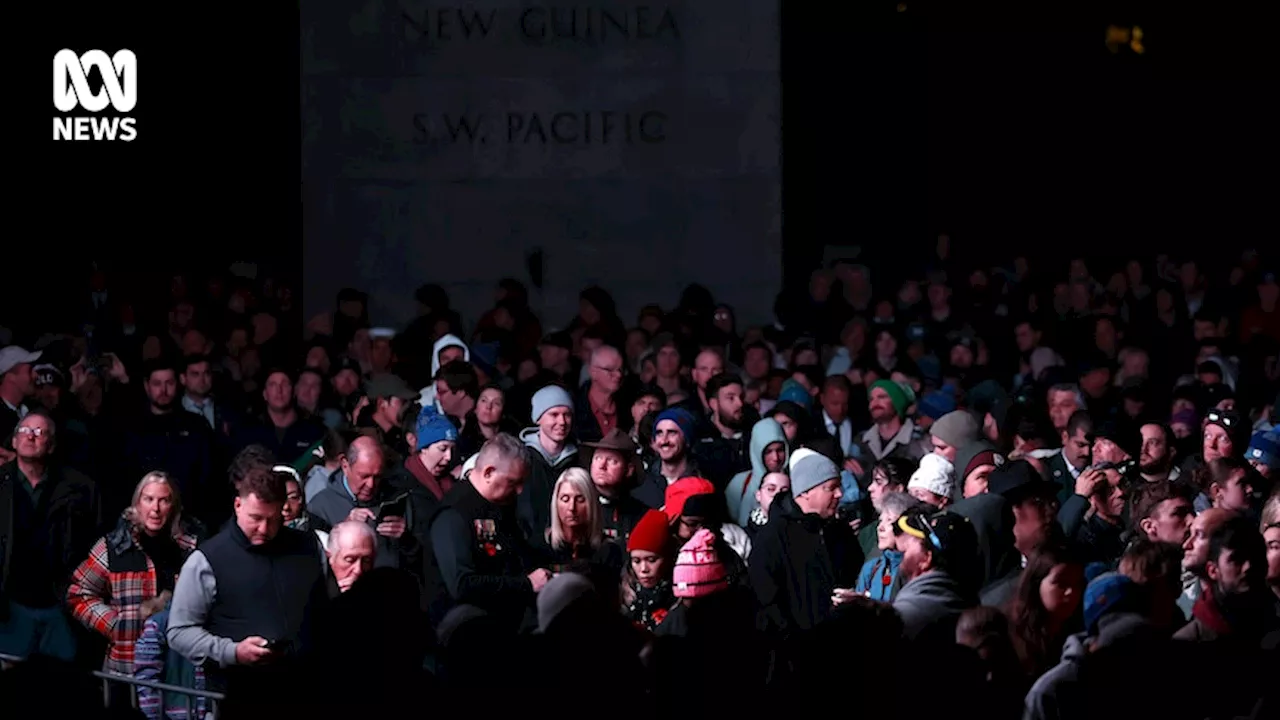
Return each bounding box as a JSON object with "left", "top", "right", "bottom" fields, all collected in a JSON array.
[
  {"left": 7, "top": 1, "right": 1273, "bottom": 337},
  {"left": 781, "top": 0, "right": 1274, "bottom": 290}
]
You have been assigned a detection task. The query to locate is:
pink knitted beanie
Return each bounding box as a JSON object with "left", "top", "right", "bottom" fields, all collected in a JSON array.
[{"left": 672, "top": 528, "right": 729, "bottom": 599}]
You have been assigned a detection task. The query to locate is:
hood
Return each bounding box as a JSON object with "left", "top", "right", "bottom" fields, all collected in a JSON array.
[
  {"left": 947, "top": 492, "right": 1017, "bottom": 588},
  {"left": 1058, "top": 630, "right": 1089, "bottom": 664},
  {"left": 1202, "top": 354, "right": 1237, "bottom": 391},
  {"left": 520, "top": 426, "right": 577, "bottom": 466},
  {"left": 771, "top": 490, "right": 824, "bottom": 530},
  {"left": 895, "top": 570, "right": 972, "bottom": 612},
  {"left": 420, "top": 334, "right": 473, "bottom": 406},
  {"left": 326, "top": 468, "right": 357, "bottom": 503},
  {"left": 432, "top": 334, "right": 471, "bottom": 377},
  {"left": 748, "top": 418, "right": 789, "bottom": 478}
]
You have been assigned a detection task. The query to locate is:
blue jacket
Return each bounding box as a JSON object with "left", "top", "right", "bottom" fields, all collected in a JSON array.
[
  {"left": 855, "top": 550, "right": 903, "bottom": 603},
  {"left": 724, "top": 419, "right": 789, "bottom": 527},
  {"left": 135, "top": 607, "right": 207, "bottom": 720}
]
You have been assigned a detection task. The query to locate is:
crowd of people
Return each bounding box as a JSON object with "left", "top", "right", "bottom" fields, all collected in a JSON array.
[{"left": 0, "top": 248, "right": 1278, "bottom": 719}]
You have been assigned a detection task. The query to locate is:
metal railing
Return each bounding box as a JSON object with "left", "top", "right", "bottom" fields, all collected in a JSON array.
[
  {"left": 1, "top": 652, "right": 224, "bottom": 719},
  {"left": 96, "top": 669, "right": 224, "bottom": 719}
]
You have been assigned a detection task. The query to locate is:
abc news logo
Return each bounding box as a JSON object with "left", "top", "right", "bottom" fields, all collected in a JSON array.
[{"left": 53, "top": 49, "right": 137, "bottom": 143}]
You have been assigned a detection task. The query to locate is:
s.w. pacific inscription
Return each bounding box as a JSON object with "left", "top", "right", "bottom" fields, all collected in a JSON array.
[
  {"left": 411, "top": 110, "right": 667, "bottom": 145},
  {"left": 402, "top": 6, "right": 679, "bottom": 43}
]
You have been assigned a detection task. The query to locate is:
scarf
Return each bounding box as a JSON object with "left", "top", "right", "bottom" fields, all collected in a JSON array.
[
  {"left": 406, "top": 453, "right": 452, "bottom": 501},
  {"left": 627, "top": 580, "right": 676, "bottom": 631}
]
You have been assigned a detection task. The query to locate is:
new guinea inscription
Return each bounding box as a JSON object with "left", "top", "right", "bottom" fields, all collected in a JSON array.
[
  {"left": 401, "top": 5, "right": 679, "bottom": 43},
  {"left": 411, "top": 111, "right": 667, "bottom": 145}
]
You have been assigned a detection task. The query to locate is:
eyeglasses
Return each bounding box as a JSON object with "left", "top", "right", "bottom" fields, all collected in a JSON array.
[
  {"left": 16, "top": 426, "right": 46, "bottom": 438},
  {"left": 592, "top": 366, "right": 624, "bottom": 376},
  {"left": 1206, "top": 410, "right": 1235, "bottom": 427}
]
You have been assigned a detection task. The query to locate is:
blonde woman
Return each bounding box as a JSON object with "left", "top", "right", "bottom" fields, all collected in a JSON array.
[
  {"left": 544, "top": 468, "right": 623, "bottom": 576},
  {"left": 67, "top": 472, "right": 203, "bottom": 676}
]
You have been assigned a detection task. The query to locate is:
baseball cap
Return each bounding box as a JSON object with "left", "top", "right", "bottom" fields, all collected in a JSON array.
[
  {"left": 896, "top": 510, "right": 978, "bottom": 569},
  {"left": 33, "top": 364, "right": 65, "bottom": 388},
  {"left": 985, "top": 459, "right": 1056, "bottom": 503},
  {"left": 0, "top": 346, "right": 42, "bottom": 376},
  {"left": 366, "top": 373, "right": 417, "bottom": 400}
]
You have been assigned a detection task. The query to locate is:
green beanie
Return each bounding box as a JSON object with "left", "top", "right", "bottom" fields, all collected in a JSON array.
[{"left": 870, "top": 379, "right": 908, "bottom": 418}]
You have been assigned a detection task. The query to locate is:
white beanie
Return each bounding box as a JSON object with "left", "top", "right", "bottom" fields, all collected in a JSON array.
[{"left": 908, "top": 453, "right": 956, "bottom": 502}]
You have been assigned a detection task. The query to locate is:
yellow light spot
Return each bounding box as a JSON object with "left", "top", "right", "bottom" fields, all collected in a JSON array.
[
  {"left": 1105, "top": 25, "right": 1130, "bottom": 54},
  {"left": 1130, "top": 26, "right": 1145, "bottom": 54},
  {"left": 897, "top": 3, "right": 907, "bottom": 11}
]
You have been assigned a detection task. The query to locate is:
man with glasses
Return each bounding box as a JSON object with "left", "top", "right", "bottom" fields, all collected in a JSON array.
[
  {"left": 575, "top": 345, "right": 625, "bottom": 444},
  {"left": 892, "top": 507, "right": 979, "bottom": 647},
  {"left": 0, "top": 411, "right": 101, "bottom": 663}
]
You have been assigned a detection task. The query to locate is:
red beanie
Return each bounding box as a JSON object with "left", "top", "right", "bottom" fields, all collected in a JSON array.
[
  {"left": 664, "top": 477, "right": 716, "bottom": 524},
  {"left": 627, "top": 510, "right": 670, "bottom": 555}
]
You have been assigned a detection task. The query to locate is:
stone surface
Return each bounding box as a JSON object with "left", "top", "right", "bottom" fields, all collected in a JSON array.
[{"left": 302, "top": 0, "right": 781, "bottom": 329}]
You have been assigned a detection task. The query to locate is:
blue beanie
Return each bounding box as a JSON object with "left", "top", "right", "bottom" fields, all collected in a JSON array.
[
  {"left": 919, "top": 388, "right": 958, "bottom": 421},
  {"left": 778, "top": 379, "right": 812, "bottom": 410},
  {"left": 531, "top": 385, "right": 574, "bottom": 423},
  {"left": 415, "top": 406, "right": 458, "bottom": 451},
  {"left": 1083, "top": 572, "right": 1139, "bottom": 634},
  {"left": 1246, "top": 430, "right": 1279, "bottom": 468},
  {"left": 654, "top": 407, "right": 696, "bottom": 445}
]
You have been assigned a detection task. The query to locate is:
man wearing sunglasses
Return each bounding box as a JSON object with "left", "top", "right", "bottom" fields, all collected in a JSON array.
[{"left": 892, "top": 507, "right": 979, "bottom": 648}]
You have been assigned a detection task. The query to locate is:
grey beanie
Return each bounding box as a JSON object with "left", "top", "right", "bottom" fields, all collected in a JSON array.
[
  {"left": 788, "top": 448, "right": 840, "bottom": 497},
  {"left": 531, "top": 385, "right": 575, "bottom": 423},
  {"left": 931, "top": 410, "right": 981, "bottom": 448}
]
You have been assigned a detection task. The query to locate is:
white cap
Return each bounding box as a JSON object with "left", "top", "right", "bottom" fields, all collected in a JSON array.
[
  {"left": 369, "top": 327, "right": 397, "bottom": 340},
  {"left": 461, "top": 452, "right": 479, "bottom": 479},
  {"left": 0, "top": 346, "right": 42, "bottom": 376},
  {"left": 908, "top": 453, "right": 956, "bottom": 502}
]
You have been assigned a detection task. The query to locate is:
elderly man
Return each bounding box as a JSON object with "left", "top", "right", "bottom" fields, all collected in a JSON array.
[
  {"left": 320, "top": 521, "right": 377, "bottom": 596},
  {"left": 575, "top": 345, "right": 626, "bottom": 443},
  {"left": 308, "top": 436, "right": 421, "bottom": 574}
]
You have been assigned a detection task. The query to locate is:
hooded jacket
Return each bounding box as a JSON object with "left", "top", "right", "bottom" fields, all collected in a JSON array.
[
  {"left": 892, "top": 569, "right": 975, "bottom": 648},
  {"left": 515, "top": 427, "right": 578, "bottom": 540},
  {"left": 723, "top": 419, "right": 789, "bottom": 527},
  {"left": 948, "top": 492, "right": 1020, "bottom": 593},
  {"left": 1023, "top": 613, "right": 1157, "bottom": 720},
  {"left": 418, "top": 334, "right": 471, "bottom": 409}
]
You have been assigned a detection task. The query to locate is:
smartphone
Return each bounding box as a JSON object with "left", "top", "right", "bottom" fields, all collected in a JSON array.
[{"left": 375, "top": 495, "right": 408, "bottom": 522}]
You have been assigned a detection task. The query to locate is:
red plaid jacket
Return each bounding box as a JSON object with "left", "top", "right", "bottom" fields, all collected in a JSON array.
[{"left": 66, "top": 518, "right": 199, "bottom": 675}]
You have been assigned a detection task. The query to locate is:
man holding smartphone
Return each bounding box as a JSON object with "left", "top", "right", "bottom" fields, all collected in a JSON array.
[
  {"left": 167, "top": 468, "right": 327, "bottom": 693},
  {"left": 306, "top": 436, "right": 424, "bottom": 576}
]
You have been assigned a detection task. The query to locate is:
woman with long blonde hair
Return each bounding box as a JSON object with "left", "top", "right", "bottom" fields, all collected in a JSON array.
[
  {"left": 67, "top": 472, "right": 203, "bottom": 676},
  {"left": 544, "top": 468, "right": 623, "bottom": 576}
]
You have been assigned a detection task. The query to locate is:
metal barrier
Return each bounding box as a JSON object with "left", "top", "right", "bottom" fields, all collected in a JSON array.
[
  {"left": 96, "top": 669, "right": 223, "bottom": 719},
  {"left": 0, "top": 652, "right": 223, "bottom": 719}
]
